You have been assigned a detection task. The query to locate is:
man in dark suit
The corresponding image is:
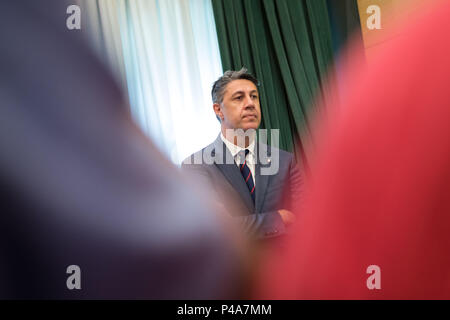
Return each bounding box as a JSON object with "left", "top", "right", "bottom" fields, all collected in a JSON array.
[{"left": 182, "top": 68, "right": 303, "bottom": 240}]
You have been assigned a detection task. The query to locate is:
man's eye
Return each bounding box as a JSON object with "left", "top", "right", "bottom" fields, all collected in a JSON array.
[
  {"left": 252, "top": 95, "right": 258, "bottom": 99},
  {"left": 235, "top": 96, "right": 243, "bottom": 100}
]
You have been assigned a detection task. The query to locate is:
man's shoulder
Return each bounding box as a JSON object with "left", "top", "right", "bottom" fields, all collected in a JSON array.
[
  {"left": 183, "top": 147, "right": 205, "bottom": 162},
  {"left": 181, "top": 140, "right": 217, "bottom": 167}
]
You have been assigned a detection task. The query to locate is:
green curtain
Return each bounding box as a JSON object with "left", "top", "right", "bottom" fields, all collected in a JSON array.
[
  {"left": 327, "top": 0, "right": 363, "bottom": 54},
  {"left": 211, "top": 0, "right": 335, "bottom": 169}
]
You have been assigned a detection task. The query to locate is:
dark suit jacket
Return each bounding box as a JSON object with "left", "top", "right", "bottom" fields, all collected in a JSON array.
[{"left": 182, "top": 134, "right": 303, "bottom": 240}]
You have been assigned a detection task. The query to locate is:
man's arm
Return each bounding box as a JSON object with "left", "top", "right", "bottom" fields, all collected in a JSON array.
[
  {"left": 233, "top": 211, "right": 286, "bottom": 239},
  {"left": 181, "top": 157, "right": 302, "bottom": 240},
  {"left": 257, "top": 153, "right": 304, "bottom": 234},
  {"left": 232, "top": 153, "right": 303, "bottom": 240}
]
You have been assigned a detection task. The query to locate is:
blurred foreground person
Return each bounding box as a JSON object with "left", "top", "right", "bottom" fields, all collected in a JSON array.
[
  {"left": 0, "top": 1, "right": 243, "bottom": 299},
  {"left": 259, "top": 1, "right": 450, "bottom": 299}
]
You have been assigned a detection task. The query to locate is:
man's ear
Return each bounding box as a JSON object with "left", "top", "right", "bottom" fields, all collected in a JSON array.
[{"left": 213, "top": 103, "right": 224, "bottom": 121}]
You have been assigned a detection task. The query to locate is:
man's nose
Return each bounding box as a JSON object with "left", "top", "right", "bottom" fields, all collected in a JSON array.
[{"left": 244, "top": 95, "right": 255, "bottom": 108}]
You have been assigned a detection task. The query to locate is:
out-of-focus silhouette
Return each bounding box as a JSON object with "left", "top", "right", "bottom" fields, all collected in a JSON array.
[
  {"left": 0, "top": 0, "right": 243, "bottom": 299},
  {"left": 258, "top": 1, "right": 450, "bottom": 299}
]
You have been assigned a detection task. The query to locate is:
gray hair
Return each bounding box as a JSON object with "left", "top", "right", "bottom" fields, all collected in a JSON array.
[{"left": 211, "top": 68, "right": 259, "bottom": 122}]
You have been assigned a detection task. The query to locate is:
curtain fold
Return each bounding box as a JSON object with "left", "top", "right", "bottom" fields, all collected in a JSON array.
[
  {"left": 75, "top": 0, "right": 129, "bottom": 98},
  {"left": 212, "top": 0, "right": 335, "bottom": 168},
  {"left": 74, "top": 0, "right": 223, "bottom": 164}
]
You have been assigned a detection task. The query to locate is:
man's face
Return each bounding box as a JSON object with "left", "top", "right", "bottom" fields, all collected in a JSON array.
[{"left": 215, "top": 79, "right": 261, "bottom": 131}]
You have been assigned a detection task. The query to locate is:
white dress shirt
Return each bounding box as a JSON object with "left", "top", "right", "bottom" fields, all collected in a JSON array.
[{"left": 220, "top": 132, "right": 256, "bottom": 185}]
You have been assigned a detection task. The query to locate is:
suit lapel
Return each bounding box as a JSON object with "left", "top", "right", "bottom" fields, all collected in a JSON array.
[
  {"left": 255, "top": 142, "right": 270, "bottom": 213},
  {"left": 212, "top": 135, "right": 255, "bottom": 212},
  {"left": 255, "top": 165, "right": 269, "bottom": 213}
]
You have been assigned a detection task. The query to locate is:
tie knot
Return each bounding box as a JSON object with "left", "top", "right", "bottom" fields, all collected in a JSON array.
[{"left": 237, "top": 149, "right": 249, "bottom": 163}]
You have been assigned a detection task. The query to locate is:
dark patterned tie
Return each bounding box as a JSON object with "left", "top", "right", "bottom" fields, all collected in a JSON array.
[{"left": 239, "top": 149, "right": 255, "bottom": 203}]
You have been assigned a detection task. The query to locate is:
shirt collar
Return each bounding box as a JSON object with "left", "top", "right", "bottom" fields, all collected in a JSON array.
[{"left": 220, "top": 132, "right": 256, "bottom": 158}]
